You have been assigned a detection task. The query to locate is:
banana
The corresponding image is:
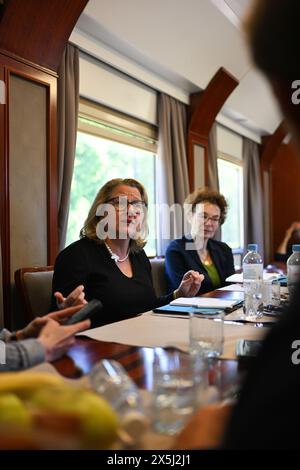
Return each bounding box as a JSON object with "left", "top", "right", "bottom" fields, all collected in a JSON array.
[{"left": 0, "top": 371, "right": 63, "bottom": 396}]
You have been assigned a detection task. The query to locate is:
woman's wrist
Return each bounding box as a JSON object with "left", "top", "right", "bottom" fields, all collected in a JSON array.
[{"left": 173, "top": 289, "right": 179, "bottom": 300}]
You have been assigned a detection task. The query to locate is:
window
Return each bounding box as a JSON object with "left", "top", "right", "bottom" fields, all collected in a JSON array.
[
  {"left": 66, "top": 100, "right": 157, "bottom": 256},
  {"left": 218, "top": 156, "right": 244, "bottom": 251}
]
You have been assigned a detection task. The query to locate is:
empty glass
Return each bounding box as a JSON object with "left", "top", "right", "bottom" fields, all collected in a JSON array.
[
  {"left": 151, "top": 350, "right": 206, "bottom": 435},
  {"left": 189, "top": 311, "right": 224, "bottom": 358}
]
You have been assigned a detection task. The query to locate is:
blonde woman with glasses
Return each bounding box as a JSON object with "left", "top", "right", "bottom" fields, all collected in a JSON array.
[
  {"left": 51, "top": 178, "right": 203, "bottom": 327},
  {"left": 165, "top": 188, "right": 235, "bottom": 294}
]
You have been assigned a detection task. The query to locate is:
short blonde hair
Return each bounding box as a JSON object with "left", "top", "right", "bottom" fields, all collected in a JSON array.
[
  {"left": 185, "top": 187, "right": 228, "bottom": 225},
  {"left": 80, "top": 178, "right": 148, "bottom": 252}
]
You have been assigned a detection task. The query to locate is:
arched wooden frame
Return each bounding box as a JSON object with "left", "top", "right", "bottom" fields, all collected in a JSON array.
[{"left": 187, "top": 67, "right": 239, "bottom": 191}]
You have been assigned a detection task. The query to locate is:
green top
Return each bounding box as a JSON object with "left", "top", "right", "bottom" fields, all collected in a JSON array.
[{"left": 205, "top": 261, "right": 222, "bottom": 289}]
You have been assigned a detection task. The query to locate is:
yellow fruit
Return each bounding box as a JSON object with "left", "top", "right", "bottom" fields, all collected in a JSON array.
[
  {"left": 0, "top": 393, "right": 31, "bottom": 429},
  {"left": 75, "top": 390, "right": 119, "bottom": 447},
  {"left": 29, "top": 385, "right": 119, "bottom": 448},
  {"left": 0, "top": 372, "right": 63, "bottom": 397}
]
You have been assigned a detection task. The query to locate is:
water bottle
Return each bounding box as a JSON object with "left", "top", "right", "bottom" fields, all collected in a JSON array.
[
  {"left": 287, "top": 244, "right": 300, "bottom": 299},
  {"left": 89, "top": 359, "right": 147, "bottom": 442},
  {"left": 242, "top": 244, "right": 263, "bottom": 319}
]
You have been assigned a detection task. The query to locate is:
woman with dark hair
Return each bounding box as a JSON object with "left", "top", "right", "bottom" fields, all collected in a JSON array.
[
  {"left": 51, "top": 178, "right": 203, "bottom": 327},
  {"left": 165, "top": 187, "right": 235, "bottom": 294}
]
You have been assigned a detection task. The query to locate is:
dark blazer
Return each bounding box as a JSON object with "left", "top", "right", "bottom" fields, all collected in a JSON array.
[{"left": 165, "top": 236, "right": 235, "bottom": 294}]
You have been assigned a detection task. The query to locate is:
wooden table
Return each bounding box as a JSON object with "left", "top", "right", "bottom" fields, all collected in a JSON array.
[
  {"left": 52, "top": 287, "right": 264, "bottom": 392},
  {"left": 52, "top": 337, "right": 241, "bottom": 400}
]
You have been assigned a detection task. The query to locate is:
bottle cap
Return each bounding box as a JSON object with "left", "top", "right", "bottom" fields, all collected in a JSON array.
[
  {"left": 247, "top": 244, "right": 258, "bottom": 252},
  {"left": 292, "top": 244, "right": 300, "bottom": 252}
]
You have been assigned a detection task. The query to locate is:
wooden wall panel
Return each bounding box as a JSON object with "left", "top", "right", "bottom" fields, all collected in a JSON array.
[
  {"left": 271, "top": 142, "right": 300, "bottom": 258},
  {"left": 0, "top": 55, "right": 57, "bottom": 328},
  {"left": 0, "top": 0, "right": 88, "bottom": 72}
]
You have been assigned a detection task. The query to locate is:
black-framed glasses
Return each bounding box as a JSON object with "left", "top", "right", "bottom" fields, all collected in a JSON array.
[
  {"left": 105, "top": 197, "right": 147, "bottom": 212},
  {"left": 198, "top": 213, "right": 220, "bottom": 224}
]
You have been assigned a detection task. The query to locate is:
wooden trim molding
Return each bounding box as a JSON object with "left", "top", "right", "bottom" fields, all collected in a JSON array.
[
  {"left": 187, "top": 67, "right": 239, "bottom": 191},
  {"left": 0, "top": 0, "right": 88, "bottom": 72},
  {"left": 261, "top": 121, "right": 287, "bottom": 171}
]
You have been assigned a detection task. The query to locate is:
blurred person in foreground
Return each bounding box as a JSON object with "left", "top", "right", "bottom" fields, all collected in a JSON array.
[{"left": 175, "top": 0, "right": 300, "bottom": 449}]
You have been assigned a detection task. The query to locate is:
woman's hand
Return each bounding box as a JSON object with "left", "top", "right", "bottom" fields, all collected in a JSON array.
[
  {"left": 176, "top": 270, "right": 204, "bottom": 298},
  {"left": 37, "top": 317, "right": 91, "bottom": 362},
  {"left": 16, "top": 305, "right": 85, "bottom": 340},
  {"left": 54, "top": 285, "right": 87, "bottom": 309}
]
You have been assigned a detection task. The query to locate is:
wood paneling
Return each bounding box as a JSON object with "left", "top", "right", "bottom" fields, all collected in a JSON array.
[
  {"left": 271, "top": 142, "right": 300, "bottom": 257},
  {"left": 0, "top": 54, "right": 57, "bottom": 328},
  {"left": 187, "top": 68, "right": 239, "bottom": 191},
  {"left": 261, "top": 122, "right": 287, "bottom": 171},
  {"left": 0, "top": 0, "right": 88, "bottom": 72},
  {"left": 0, "top": 0, "right": 88, "bottom": 327}
]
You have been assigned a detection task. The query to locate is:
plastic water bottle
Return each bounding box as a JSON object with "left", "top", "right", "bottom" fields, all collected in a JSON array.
[
  {"left": 89, "top": 359, "right": 147, "bottom": 442},
  {"left": 287, "top": 244, "right": 300, "bottom": 299},
  {"left": 242, "top": 244, "right": 263, "bottom": 319}
]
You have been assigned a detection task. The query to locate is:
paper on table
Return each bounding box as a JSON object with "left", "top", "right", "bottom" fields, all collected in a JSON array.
[
  {"left": 169, "top": 297, "right": 239, "bottom": 309},
  {"left": 226, "top": 272, "right": 282, "bottom": 283},
  {"left": 78, "top": 312, "right": 267, "bottom": 360},
  {"left": 218, "top": 284, "right": 244, "bottom": 292}
]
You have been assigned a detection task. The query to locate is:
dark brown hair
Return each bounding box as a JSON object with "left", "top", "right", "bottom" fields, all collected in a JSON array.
[{"left": 185, "top": 187, "right": 228, "bottom": 225}]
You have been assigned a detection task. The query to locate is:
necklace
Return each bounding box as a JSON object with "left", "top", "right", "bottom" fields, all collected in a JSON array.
[
  {"left": 199, "top": 250, "right": 211, "bottom": 266},
  {"left": 104, "top": 242, "right": 129, "bottom": 263}
]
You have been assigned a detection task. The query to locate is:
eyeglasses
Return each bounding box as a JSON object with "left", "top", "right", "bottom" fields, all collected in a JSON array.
[
  {"left": 105, "top": 197, "right": 147, "bottom": 212},
  {"left": 198, "top": 214, "right": 220, "bottom": 224}
]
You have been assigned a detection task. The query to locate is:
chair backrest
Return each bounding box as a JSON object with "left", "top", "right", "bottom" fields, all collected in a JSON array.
[
  {"left": 15, "top": 267, "right": 54, "bottom": 322},
  {"left": 150, "top": 258, "right": 168, "bottom": 297}
]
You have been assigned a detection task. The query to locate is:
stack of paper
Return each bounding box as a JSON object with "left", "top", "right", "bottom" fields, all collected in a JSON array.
[
  {"left": 225, "top": 272, "right": 284, "bottom": 283},
  {"left": 170, "top": 297, "right": 241, "bottom": 309}
]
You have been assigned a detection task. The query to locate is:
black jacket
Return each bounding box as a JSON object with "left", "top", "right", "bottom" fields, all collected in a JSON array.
[{"left": 165, "top": 236, "right": 235, "bottom": 293}]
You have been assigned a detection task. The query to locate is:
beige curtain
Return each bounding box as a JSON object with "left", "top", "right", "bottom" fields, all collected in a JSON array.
[
  {"left": 57, "top": 44, "right": 79, "bottom": 251},
  {"left": 243, "top": 138, "right": 264, "bottom": 258},
  {"left": 156, "top": 93, "right": 189, "bottom": 255},
  {"left": 208, "top": 123, "right": 219, "bottom": 191}
]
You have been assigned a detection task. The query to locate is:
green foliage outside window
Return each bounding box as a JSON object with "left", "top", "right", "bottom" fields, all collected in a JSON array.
[{"left": 66, "top": 132, "right": 156, "bottom": 256}]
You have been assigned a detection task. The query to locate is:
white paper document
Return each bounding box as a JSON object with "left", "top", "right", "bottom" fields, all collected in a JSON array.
[
  {"left": 169, "top": 297, "right": 240, "bottom": 309},
  {"left": 78, "top": 312, "right": 268, "bottom": 360},
  {"left": 218, "top": 284, "right": 244, "bottom": 292},
  {"left": 226, "top": 272, "right": 282, "bottom": 283}
]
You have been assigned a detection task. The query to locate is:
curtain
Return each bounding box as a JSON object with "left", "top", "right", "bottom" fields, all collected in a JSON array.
[
  {"left": 243, "top": 138, "right": 264, "bottom": 259},
  {"left": 156, "top": 93, "right": 190, "bottom": 255},
  {"left": 207, "top": 123, "right": 219, "bottom": 191},
  {"left": 57, "top": 44, "right": 79, "bottom": 251}
]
